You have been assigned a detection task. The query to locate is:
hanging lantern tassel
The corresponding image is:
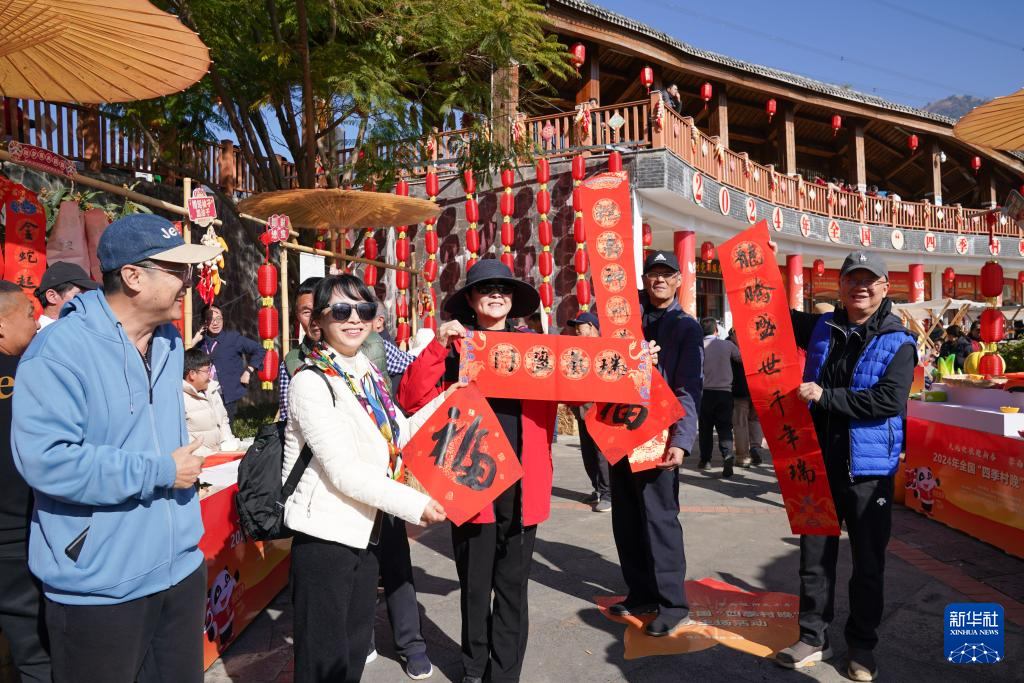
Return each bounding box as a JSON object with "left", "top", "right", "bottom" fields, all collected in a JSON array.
[
  {"left": 500, "top": 168, "right": 515, "bottom": 270},
  {"left": 536, "top": 158, "right": 554, "bottom": 321}
]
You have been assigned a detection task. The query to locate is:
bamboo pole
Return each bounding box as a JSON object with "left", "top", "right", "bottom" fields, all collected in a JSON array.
[
  {"left": 281, "top": 246, "right": 290, "bottom": 357},
  {"left": 182, "top": 177, "right": 193, "bottom": 346},
  {"left": 279, "top": 240, "right": 417, "bottom": 273}
]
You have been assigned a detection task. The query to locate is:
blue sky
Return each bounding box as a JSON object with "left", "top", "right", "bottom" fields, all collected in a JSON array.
[{"left": 598, "top": 0, "right": 1023, "bottom": 107}]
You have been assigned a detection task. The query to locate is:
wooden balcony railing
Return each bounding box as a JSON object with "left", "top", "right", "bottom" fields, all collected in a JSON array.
[{"left": 2, "top": 95, "right": 1014, "bottom": 240}]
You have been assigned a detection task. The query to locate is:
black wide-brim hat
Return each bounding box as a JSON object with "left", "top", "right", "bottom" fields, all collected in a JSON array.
[{"left": 444, "top": 258, "right": 541, "bottom": 321}]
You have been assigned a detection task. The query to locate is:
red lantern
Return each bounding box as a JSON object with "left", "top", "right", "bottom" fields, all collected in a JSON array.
[
  {"left": 396, "top": 297, "right": 409, "bottom": 320},
  {"left": 257, "top": 263, "right": 278, "bottom": 299},
  {"left": 1018, "top": 271, "right": 1024, "bottom": 286},
  {"left": 500, "top": 222, "right": 514, "bottom": 247},
  {"left": 501, "top": 253, "right": 515, "bottom": 270},
  {"left": 462, "top": 170, "right": 476, "bottom": 194},
  {"left": 766, "top": 98, "right": 777, "bottom": 123},
  {"left": 608, "top": 151, "right": 622, "bottom": 172},
  {"left": 572, "top": 187, "right": 582, "bottom": 210},
  {"left": 539, "top": 281, "right": 554, "bottom": 308},
  {"left": 538, "top": 220, "right": 552, "bottom": 245},
  {"left": 831, "top": 114, "right": 842, "bottom": 136},
  {"left": 814, "top": 259, "right": 825, "bottom": 277},
  {"left": 364, "top": 264, "right": 378, "bottom": 286},
  {"left": 700, "top": 240, "right": 715, "bottom": 263},
  {"left": 572, "top": 155, "right": 586, "bottom": 181},
  {"left": 570, "top": 43, "right": 586, "bottom": 72},
  {"left": 396, "top": 322, "right": 411, "bottom": 345},
  {"left": 499, "top": 192, "right": 515, "bottom": 216},
  {"left": 423, "top": 259, "right": 438, "bottom": 282},
  {"left": 258, "top": 306, "right": 279, "bottom": 341},
  {"left": 536, "top": 190, "right": 551, "bottom": 216},
  {"left": 640, "top": 66, "right": 654, "bottom": 93},
  {"left": 465, "top": 229, "right": 480, "bottom": 254},
  {"left": 700, "top": 82, "right": 713, "bottom": 110},
  {"left": 259, "top": 349, "right": 279, "bottom": 389},
  {"left": 395, "top": 237, "right": 409, "bottom": 263},
  {"left": 396, "top": 269, "right": 410, "bottom": 291},
  {"left": 424, "top": 230, "right": 438, "bottom": 254},
  {"left": 465, "top": 198, "right": 479, "bottom": 223},
  {"left": 539, "top": 251, "right": 553, "bottom": 276},
  {"left": 971, "top": 156, "right": 982, "bottom": 174},
  {"left": 363, "top": 234, "right": 378, "bottom": 260},
  {"left": 978, "top": 352, "right": 1005, "bottom": 377},
  {"left": 907, "top": 134, "right": 919, "bottom": 153},
  {"left": 576, "top": 279, "right": 591, "bottom": 306},
  {"left": 574, "top": 249, "right": 589, "bottom": 274},
  {"left": 536, "top": 158, "right": 550, "bottom": 184},
  {"left": 394, "top": 178, "right": 409, "bottom": 196},
  {"left": 943, "top": 266, "right": 955, "bottom": 284},
  {"left": 573, "top": 218, "right": 586, "bottom": 243},
  {"left": 501, "top": 168, "right": 515, "bottom": 188},
  {"left": 642, "top": 223, "right": 652, "bottom": 248},
  {"left": 980, "top": 308, "right": 1005, "bottom": 343},
  {"left": 980, "top": 261, "right": 1004, "bottom": 298},
  {"left": 425, "top": 171, "right": 439, "bottom": 198}
]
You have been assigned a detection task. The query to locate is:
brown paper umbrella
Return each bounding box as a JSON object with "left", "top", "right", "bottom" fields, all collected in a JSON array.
[
  {"left": 953, "top": 88, "right": 1024, "bottom": 151},
  {"left": 238, "top": 189, "right": 441, "bottom": 231},
  {"left": 0, "top": 0, "right": 210, "bottom": 103}
]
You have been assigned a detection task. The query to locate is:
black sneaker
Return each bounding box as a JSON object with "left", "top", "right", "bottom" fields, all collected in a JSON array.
[
  {"left": 697, "top": 459, "right": 710, "bottom": 471},
  {"left": 644, "top": 615, "right": 699, "bottom": 637},
  {"left": 751, "top": 450, "right": 763, "bottom": 466},
  {"left": 775, "top": 639, "right": 832, "bottom": 669},
  {"left": 722, "top": 457, "right": 734, "bottom": 478},
  {"left": 847, "top": 648, "right": 878, "bottom": 681},
  {"left": 608, "top": 600, "right": 658, "bottom": 617},
  {"left": 402, "top": 652, "right": 433, "bottom": 680},
  {"left": 460, "top": 677, "right": 482, "bottom": 683}
]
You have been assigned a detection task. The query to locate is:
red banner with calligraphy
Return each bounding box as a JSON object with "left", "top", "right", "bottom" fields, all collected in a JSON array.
[
  {"left": 459, "top": 330, "right": 653, "bottom": 405},
  {"left": 578, "top": 171, "right": 685, "bottom": 468},
  {"left": 402, "top": 384, "right": 523, "bottom": 526},
  {"left": 719, "top": 221, "right": 839, "bottom": 535},
  {"left": 1, "top": 178, "right": 47, "bottom": 314}
]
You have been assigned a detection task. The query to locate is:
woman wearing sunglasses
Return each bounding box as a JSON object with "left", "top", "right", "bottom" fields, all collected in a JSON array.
[
  {"left": 282, "top": 274, "right": 462, "bottom": 683},
  {"left": 396, "top": 260, "right": 557, "bottom": 683}
]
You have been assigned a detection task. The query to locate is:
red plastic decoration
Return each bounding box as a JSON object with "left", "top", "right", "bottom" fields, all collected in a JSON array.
[
  {"left": 364, "top": 264, "right": 378, "bottom": 286},
  {"left": 572, "top": 155, "right": 586, "bottom": 181},
  {"left": 570, "top": 43, "right": 586, "bottom": 72},
  {"left": 500, "top": 192, "right": 515, "bottom": 216},
  {"left": 536, "top": 190, "right": 551, "bottom": 216},
  {"left": 539, "top": 282, "right": 554, "bottom": 308},
  {"left": 813, "top": 259, "right": 825, "bottom": 276},
  {"left": 943, "top": 266, "right": 956, "bottom": 284},
  {"left": 465, "top": 198, "right": 479, "bottom": 223},
  {"left": 573, "top": 218, "right": 586, "bottom": 243},
  {"left": 576, "top": 279, "right": 591, "bottom": 306},
  {"left": 501, "top": 253, "right": 515, "bottom": 270},
  {"left": 980, "top": 308, "right": 1005, "bottom": 343},
  {"left": 971, "top": 156, "right": 982, "bottom": 173},
  {"left": 363, "top": 234, "right": 378, "bottom": 260},
  {"left": 608, "top": 151, "right": 622, "bottom": 172},
  {"left": 501, "top": 168, "right": 515, "bottom": 187},
  {"left": 396, "top": 269, "right": 410, "bottom": 291},
  {"left": 424, "top": 230, "right": 438, "bottom": 254},
  {"left": 466, "top": 229, "right": 480, "bottom": 254},
  {"left": 980, "top": 261, "right": 1004, "bottom": 298},
  {"left": 640, "top": 66, "right": 654, "bottom": 92},
  {"left": 500, "top": 223, "right": 514, "bottom": 248},
  {"left": 536, "top": 158, "right": 551, "bottom": 184},
  {"left": 700, "top": 82, "right": 713, "bottom": 110},
  {"left": 642, "top": 223, "right": 652, "bottom": 248},
  {"left": 395, "top": 237, "right": 409, "bottom": 263},
  {"left": 423, "top": 260, "right": 438, "bottom": 282},
  {"left": 462, "top": 170, "right": 476, "bottom": 194},
  {"left": 831, "top": 114, "right": 842, "bottom": 136},
  {"left": 395, "top": 178, "right": 409, "bottom": 197},
  {"left": 425, "top": 171, "right": 440, "bottom": 198},
  {"left": 766, "top": 98, "right": 777, "bottom": 122},
  {"left": 978, "top": 353, "right": 1005, "bottom": 376},
  {"left": 258, "top": 306, "right": 279, "bottom": 340},
  {"left": 700, "top": 240, "right": 715, "bottom": 263},
  {"left": 422, "top": 168, "right": 440, "bottom": 331},
  {"left": 396, "top": 297, "right": 409, "bottom": 320},
  {"left": 259, "top": 349, "right": 279, "bottom": 389},
  {"left": 574, "top": 249, "right": 589, "bottom": 274},
  {"left": 539, "top": 251, "right": 553, "bottom": 276},
  {"left": 396, "top": 322, "right": 411, "bottom": 345},
  {"left": 907, "top": 134, "right": 919, "bottom": 153},
  {"left": 538, "top": 220, "right": 553, "bottom": 245}
]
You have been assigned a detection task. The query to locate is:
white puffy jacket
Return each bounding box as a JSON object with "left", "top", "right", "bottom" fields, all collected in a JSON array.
[{"left": 282, "top": 351, "right": 445, "bottom": 548}]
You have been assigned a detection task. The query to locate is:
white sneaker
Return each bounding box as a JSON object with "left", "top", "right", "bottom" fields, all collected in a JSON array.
[{"left": 365, "top": 649, "right": 378, "bottom": 665}]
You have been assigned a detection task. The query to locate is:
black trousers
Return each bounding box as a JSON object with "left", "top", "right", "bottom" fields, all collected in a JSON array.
[
  {"left": 0, "top": 544, "right": 51, "bottom": 683},
  {"left": 698, "top": 389, "right": 734, "bottom": 463},
  {"left": 291, "top": 533, "right": 378, "bottom": 683},
  {"left": 450, "top": 485, "right": 536, "bottom": 683},
  {"left": 45, "top": 561, "right": 205, "bottom": 683},
  {"left": 609, "top": 459, "right": 689, "bottom": 619},
  {"left": 578, "top": 418, "right": 611, "bottom": 500},
  {"left": 798, "top": 473, "right": 894, "bottom": 650},
  {"left": 224, "top": 400, "right": 238, "bottom": 429},
  {"left": 369, "top": 514, "right": 426, "bottom": 658}
]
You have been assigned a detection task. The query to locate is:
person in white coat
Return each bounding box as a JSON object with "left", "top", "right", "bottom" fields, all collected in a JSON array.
[
  {"left": 182, "top": 348, "right": 238, "bottom": 454},
  {"left": 283, "top": 274, "right": 459, "bottom": 683}
]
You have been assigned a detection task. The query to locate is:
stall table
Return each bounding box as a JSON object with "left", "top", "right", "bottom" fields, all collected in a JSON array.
[
  {"left": 198, "top": 454, "right": 291, "bottom": 669},
  {"left": 904, "top": 384, "right": 1024, "bottom": 559}
]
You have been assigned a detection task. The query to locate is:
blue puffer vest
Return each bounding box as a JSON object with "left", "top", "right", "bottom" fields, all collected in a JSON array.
[{"left": 803, "top": 312, "right": 915, "bottom": 476}]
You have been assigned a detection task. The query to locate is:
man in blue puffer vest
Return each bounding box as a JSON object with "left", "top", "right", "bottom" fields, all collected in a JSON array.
[
  {"left": 775, "top": 250, "right": 916, "bottom": 682},
  {"left": 13, "top": 214, "right": 222, "bottom": 683}
]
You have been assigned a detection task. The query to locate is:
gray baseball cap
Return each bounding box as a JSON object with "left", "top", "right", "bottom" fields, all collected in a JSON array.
[{"left": 839, "top": 250, "right": 888, "bottom": 279}]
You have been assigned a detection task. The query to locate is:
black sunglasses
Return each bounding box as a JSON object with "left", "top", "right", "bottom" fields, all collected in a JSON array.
[
  {"left": 328, "top": 301, "right": 377, "bottom": 322},
  {"left": 473, "top": 282, "right": 514, "bottom": 296}
]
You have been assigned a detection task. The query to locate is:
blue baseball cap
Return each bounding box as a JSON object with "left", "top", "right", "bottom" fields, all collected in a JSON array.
[
  {"left": 98, "top": 214, "right": 222, "bottom": 273},
  {"left": 567, "top": 311, "right": 600, "bottom": 331}
]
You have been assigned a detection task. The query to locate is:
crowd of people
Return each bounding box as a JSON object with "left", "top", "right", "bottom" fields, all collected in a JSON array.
[{"left": 0, "top": 211, "right": 916, "bottom": 683}]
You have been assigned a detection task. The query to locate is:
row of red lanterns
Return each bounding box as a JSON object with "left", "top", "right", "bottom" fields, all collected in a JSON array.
[
  {"left": 394, "top": 179, "right": 412, "bottom": 345},
  {"left": 571, "top": 155, "right": 591, "bottom": 309},
  {"left": 536, "top": 159, "right": 554, "bottom": 320},
  {"left": 256, "top": 259, "right": 279, "bottom": 390},
  {"left": 421, "top": 168, "right": 440, "bottom": 331},
  {"left": 499, "top": 168, "right": 516, "bottom": 270}
]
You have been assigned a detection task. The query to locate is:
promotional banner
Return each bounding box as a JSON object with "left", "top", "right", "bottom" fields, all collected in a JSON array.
[
  {"left": 578, "top": 171, "right": 685, "bottom": 467},
  {"left": 904, "top": 419, "right": 1023, "bottom": 559},
  {"left": 719, "top": 221, "right": 840, "bottom": 535},
  {"left": 401, "top": 384, "right": 523, "bottom": 526},
  {"left": 459, "top": 330, "right": 654, "bottom": 405},
  {"left": 1, "top": 178, "right": 47, "bottom": 314}
]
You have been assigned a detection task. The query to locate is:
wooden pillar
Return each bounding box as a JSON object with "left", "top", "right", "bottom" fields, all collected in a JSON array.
[
  {"left": 649, "top": 90, "right": 665, "bottom": 149},
  {"left": 709, "top": 84, "right": 729, "bottom": 149},
  {"left": 930, "top": 140, "right": 943, "bottom": 205},
  {"left": 492, "top": 60, "right": 520, "bottom": 148},
  {"left": 182, "top": 177, "right": 193, "bottom": 346},
  {"left": 575, "top": 44, "right": 600, "bottom": 105},
  {"left": 79, "top": 105, "right": 102, "bottom": 172},
  {"left": 281, "top": 246, "right": 290, "bottom": 356},
  {"left": 674, "top": 230, "right": 696, "bottom": 316},
  {"left": 978, "top": 166, "right": 998, "bottom": 209},
  {"left": 780, "top": 102, "right": 796, "bottom": 175},
  {"left": 909, "top": 263, "right": 925, "bottom": 303},
  {"left": 786, "top": 253, "right": 803, "bottom": 311},
  {"left": 848, "top": 120, "right": 866, "bottom": 192}
]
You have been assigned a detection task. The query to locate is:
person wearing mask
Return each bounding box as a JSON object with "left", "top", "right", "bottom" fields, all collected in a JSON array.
[
  {"left": 194, "top": 304, "right": 265, "bottom": 426},
  {"left": 33, "top": 261, "right": 97, "bottom": 328},
  {"left": 396, "top": 260, "right": 557, "bottom": 683},
  {"left": 182, "top": 348, "right": 237, "bottom": 455},
  {"left": 567, "top": 311, "right": 611, "bottom": 512},
  {"left": 13, "top": 214, "right": 220, "bottom": 683},
  {"left": 283, "top": 274, "right": 459, "bottom": 683},
  {"left": 774, "top": 250, "right": 916, "bottom": 682},
  {"left": 0, "top": 281, "right": 48, "bottom": 682},
  {"left": 727, "top": 328, "right": 764, "bottom": 468},
  {"left": 697, "top": 317, "right": 740, "bottom": 478},
  {"left": 607, "top": 250, "right": 702, "bottom": 638}
]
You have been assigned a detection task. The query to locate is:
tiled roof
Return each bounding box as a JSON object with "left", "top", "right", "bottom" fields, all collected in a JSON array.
[{"left": 553, "top": 0, "right": 957, "bottom": 124}]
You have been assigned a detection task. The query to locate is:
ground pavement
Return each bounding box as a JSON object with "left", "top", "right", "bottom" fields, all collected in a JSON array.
[{"left": 206, "top": 436, "right": 1023, "bottom": 683}]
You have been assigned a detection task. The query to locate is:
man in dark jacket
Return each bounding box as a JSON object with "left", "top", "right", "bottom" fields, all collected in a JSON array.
[
  {"left": 194, "top": 305, "right": 265, "bottom": 426},
  {"left": 938, "top": 324, "right": 973, "bottom": 372},
  {"left": 775, "top": 251, "right": 916, "bottom": 682},
  {"left": 608, "top": 250, "right": 702, "bottom": 638}
]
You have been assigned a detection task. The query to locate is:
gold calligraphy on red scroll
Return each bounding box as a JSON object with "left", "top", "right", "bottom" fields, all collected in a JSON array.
[{"left": 719, "top": 221, "right": 840, "bottom": 535}]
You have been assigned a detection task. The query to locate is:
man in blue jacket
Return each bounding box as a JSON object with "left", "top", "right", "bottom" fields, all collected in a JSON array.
[
  {"left": 608, "top": 250, "right": 703, "bottom": 638},
  {"left": 13, "top": 214, "right": 221, "bottom": 683},
  {"left": 775, "top": 250, "right": 915, "bottom": 682}
]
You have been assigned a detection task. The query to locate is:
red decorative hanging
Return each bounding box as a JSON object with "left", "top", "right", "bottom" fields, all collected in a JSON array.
[
  {"left": 642, "top": 223, "right": 652, "bottom": 248},
  {"left": 907, "top": 134, "right": 919, "bottom": 153},
  {"left": 640, "top": 66, "right": 654, "bottom": 93},
  {"left": 700, "top": 82, "right": 713, "bottom": 111},
  {"left": 971, "top": 156, "right": 982, "bottom": 173},
  {"left": 500, "top": 167, "right": 516, "bottom": 270},
  {"left": 394, "top": 179, "right": 411, "bottom": 346},
  {"left": 570, "top": 43, "right": 586, "bottom": 73},
  {"left": 576, "top": 278, "right": 591, "bottom": 306},
  {"left": 571, "top": 155, "right": 586, "bottom": 182},
  {"left": 978, "top": 352, "right": 1005, "bottom": 377},
  {"left": 536, "top": 157, "right": 555, "bottom": 323},
  {"left": 700, "top": 240, "right": 715, "bottom": 263},
  {"left": 943, "top": 266, "right": 956, "bottom": 284},
  {"left": 259, "top": 349, "right": 279, "bottom": 388},
  {"left": 256, "top": 258, "right": 279, "bottom": 388},
  {"left": 463, "top": 170, "right": 480, "bottom": 272},
  {"left": 813, "top": 258, "right": 825, "bottom": 276},
  {"left": 257, "top": 262, "right": 277, "bottom": 304},
  {"left": 765, "top": 98, "right": 777, "bottom": 123},
  {"left": 258, "top": 306, "right": 279, "bottom": 341},
  {"left": 421, "top": 167, "right": 440, "bottom": 331},
  {"left": 425, "top": 171, "right": 440, "bottom": 198},
  {"left": 980, "top": 260, "right": 1003, "bottom": 299},
  {"left": 831, "top": 114, "right": 842, "bottom": 137},
  {"left": 980, "top": 308, "right": 1005, "bottom": 344},
  {"left": 362, "top": 228, "right": 378, "bottom": 286},
  {"left": 608, "top": 151, "right": 622, "bottom": 172},
  {"left": 572, "top": 154, "right": 590, "bottom": 311},
  {"left": 1018, "top": 271, "right": 1024, "bottom": 286}
]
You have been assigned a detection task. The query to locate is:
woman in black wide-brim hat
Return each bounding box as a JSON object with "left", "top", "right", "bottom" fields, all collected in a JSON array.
[{"left": 396, "top": 259, "right": 556, "bottom": 683}]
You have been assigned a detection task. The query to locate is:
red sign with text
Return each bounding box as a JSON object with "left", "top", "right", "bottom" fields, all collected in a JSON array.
[
  {"left": 1, "top": 177, "right": 47, "bottom": 314},
  {"left": 402, "top": 385, "right": 523, "bottom": 526},
  {"left": 720, "top": 221, "right": 840, "bottom": 535}
]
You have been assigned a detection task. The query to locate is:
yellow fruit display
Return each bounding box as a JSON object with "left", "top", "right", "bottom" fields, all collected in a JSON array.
[{"left": 964, "top": 351, "right": 984, "bottom": 375}]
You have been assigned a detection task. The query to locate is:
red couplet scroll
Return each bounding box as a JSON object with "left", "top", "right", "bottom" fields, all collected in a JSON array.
[
  {"left": 1, "top": 179, "right": 48, "bottom": 315},
  {"left": 458, "top": 330, "right": 654, "bottom": 405},
  {"left": 401, "top": 384, "right": 523, "bottom": 526},
  {"left": 719, "top": 221, "right": 840, "bottom": 535},
  {"left": 578, "top": 171, "right": 684, "bottom": 468}
]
